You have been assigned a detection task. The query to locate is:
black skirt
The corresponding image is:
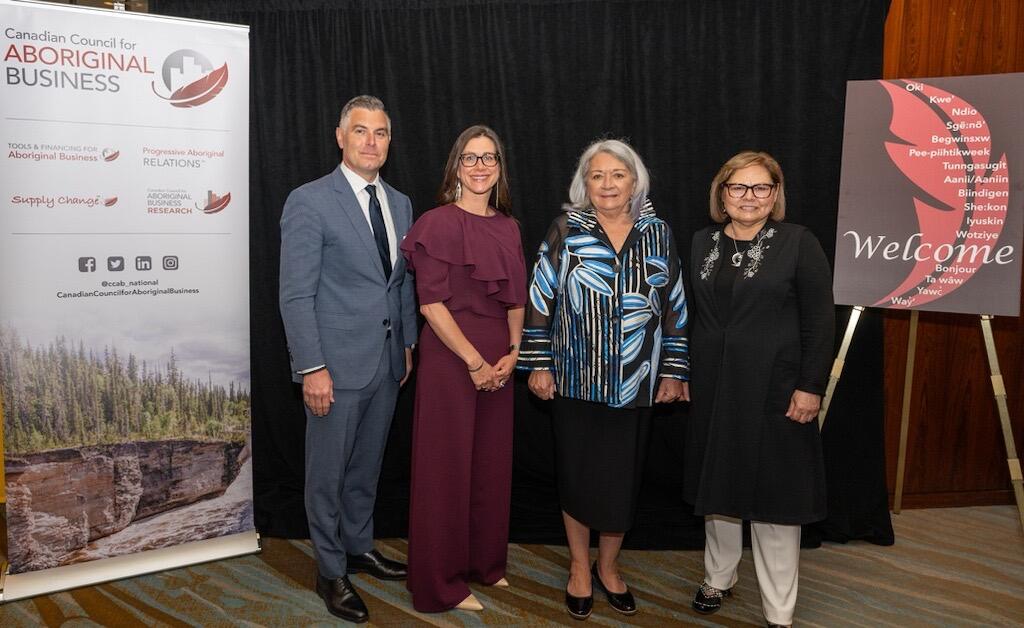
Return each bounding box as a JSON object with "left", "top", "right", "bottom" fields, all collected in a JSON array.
[{"left": 552, "top": 396, "right": 652, "bottom": 532}]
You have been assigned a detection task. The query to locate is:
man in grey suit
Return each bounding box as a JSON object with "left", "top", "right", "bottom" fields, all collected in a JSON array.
[{"left": 279, "top": 95, "right": 416, "bottom": 623}]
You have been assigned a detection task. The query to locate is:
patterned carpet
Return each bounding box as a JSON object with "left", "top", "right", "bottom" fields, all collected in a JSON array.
[{"left": 1, "top": 506, "right": 1022, "bottom": 626}]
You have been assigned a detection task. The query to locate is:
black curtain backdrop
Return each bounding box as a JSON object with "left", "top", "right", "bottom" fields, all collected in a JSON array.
[{"left": 152, "top": 0, "right": 895, "bottom": 549}]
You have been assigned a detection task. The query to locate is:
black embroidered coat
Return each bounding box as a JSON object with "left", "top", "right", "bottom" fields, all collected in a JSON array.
[{"left": 683, "top": 221, "right": 835, "bottom": 524}]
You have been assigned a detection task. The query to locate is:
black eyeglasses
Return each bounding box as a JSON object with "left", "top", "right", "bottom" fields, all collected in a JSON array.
[
  {"left": 722, "top": 182, "right": 776, "bottom": 199},
  {"left": 459, "top": 152, "right": 500, "bottom": 167}
]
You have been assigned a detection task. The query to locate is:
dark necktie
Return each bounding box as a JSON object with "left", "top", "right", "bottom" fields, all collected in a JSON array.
[{"left": 365, "top": 184, "right": 392, "bottom": 278}]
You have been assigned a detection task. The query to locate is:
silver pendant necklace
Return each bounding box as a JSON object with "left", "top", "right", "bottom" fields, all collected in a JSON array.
[
  {"left": 728, "top": 225, "right": 766, "bottom": 267},
  {"left": 730, "top": 240, "right": 744, "bottom": 267}
]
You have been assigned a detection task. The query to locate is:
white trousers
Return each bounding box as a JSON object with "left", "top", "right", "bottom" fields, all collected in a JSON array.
[{"left": 704, "top": 515, "right": 801, "bottom": 626}]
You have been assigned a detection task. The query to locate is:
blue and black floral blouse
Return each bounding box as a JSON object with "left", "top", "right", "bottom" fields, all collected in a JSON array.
[{"left": 516, "top": 200, "right": 689, "bottom": 408}]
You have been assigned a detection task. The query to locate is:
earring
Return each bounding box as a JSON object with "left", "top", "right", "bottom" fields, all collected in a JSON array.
[{"left": 455, "top": 180, "right": 462, "bottom": 201}]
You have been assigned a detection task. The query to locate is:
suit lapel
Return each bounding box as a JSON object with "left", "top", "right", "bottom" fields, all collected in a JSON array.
[
  {"left": 381, "top": 181, "right": 408, "bottom": 235},
  {"left": 331, "top": 167, "right": 387, "bottom": 280},
  {"left": 382, "top": 180, "right": 408, "bottom": 286}
]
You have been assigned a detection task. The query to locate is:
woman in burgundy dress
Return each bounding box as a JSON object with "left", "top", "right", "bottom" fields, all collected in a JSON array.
[{"left": 400, "top": 125, "right": 526, "bottom": 613}]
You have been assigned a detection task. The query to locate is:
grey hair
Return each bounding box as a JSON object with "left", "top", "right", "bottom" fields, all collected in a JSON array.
[
  {"left": 565, "top": 139, "right": 650, "bottom": 220},
  {"left": 338, "top": 95, "right": 391, "bottom": 133}
]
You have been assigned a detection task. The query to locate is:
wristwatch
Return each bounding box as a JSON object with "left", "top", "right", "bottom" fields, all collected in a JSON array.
[{"left": 508, "top": 344, "right": 519, "bottom": 352}]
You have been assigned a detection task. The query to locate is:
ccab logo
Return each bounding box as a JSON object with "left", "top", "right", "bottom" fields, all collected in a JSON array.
[
  {"left": 151, "top": 49, "right": 228, "bottom": 108},
  {"left": 197, "top": 190, "right": 231, "bottom": 214}
]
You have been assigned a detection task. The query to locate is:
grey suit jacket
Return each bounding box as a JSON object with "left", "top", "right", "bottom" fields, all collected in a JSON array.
[{"left": 279, "top": 167, "right": 417, "bottom": 389}]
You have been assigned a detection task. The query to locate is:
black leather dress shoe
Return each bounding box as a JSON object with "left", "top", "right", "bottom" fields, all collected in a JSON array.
[
  {"left": 565, "top": 588, "right": 593, "bottom": 620},
  {"left": 316, "top": 574, "right": 369, "bottom": 623},
  {"left": 692, "top": 581, "right": 732, "bottom": 614},
  {"left": 346, "top": 549, "right": 407, "bottom": 580},
  {"left": 591, "top": 562, "right": 637, "bottom": 615}
]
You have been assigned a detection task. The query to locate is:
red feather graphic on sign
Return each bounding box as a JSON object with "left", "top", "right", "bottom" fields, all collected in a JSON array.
[
  {"left": 151, "top": 64, "right": 229, "bottom": 108},
  {"left": 876, "top": 80, "right": 1008, "bottom": 309},
  {"left": 198, "top": 191, "right": 231, "bottom": 214},
  {"left": 103, "top": 197, "right": 118, "bottom": 207}
]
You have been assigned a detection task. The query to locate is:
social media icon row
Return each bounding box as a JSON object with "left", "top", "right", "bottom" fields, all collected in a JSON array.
[{"left": 79, "top": 256, "right": 178, "bottom": 272}]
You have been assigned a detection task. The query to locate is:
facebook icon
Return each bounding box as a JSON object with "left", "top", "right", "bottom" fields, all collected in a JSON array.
[{"left": 78, "top": 257, "right": 96, "bottom": 272}]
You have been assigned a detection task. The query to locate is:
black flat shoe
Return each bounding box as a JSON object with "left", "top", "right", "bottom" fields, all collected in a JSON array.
[
  {"left": 565, "top": 588, "right": 593, "bottom": 620},
  {"left": 692, "top": 581, "right": 732, "bottom": 615},
  {"left": 346, "top": 549, "right": 407, "bottom": 580},
  {"left": 591, "top": 561, "right": 637, "bottom": 615},
  {"left": 316, "top": 574, "right": 369, "bottom": 623}
]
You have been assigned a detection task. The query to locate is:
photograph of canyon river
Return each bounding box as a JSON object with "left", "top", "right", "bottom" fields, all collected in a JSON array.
[
  {"left": 1, "top": 328, "right": 252, "bottom": 574},
  {"left": 64, "top": 455, "right": 252, "bottom": 565}
]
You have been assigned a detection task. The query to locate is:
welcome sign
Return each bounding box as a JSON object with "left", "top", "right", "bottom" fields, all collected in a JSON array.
[
  {"left": 833, "top": 73, "right": 1024, "bottom": 316},
  {"left": 0, "top": 0, "right": 254, "bottom": 597}
]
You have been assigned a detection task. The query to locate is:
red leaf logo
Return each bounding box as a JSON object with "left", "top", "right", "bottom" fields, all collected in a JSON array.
[
  {"left": 151, "top": 64, "right": 228, "bottom": 108},
  {"left": 875, "top": 80, "right": 1008, "bottom": 309},
  {"left": 104, "top": 197, "right": 118, "bottom": 207},
  {"left": 102, "top": 148, "right": 119, "bottom": 162},
  {"left": 197, "top": 191, "right": 231, "bottom": 214}
]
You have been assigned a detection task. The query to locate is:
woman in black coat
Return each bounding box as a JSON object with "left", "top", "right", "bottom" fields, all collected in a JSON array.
[{"left": 684, "top": 151, "right": 834, "bottom": 628}]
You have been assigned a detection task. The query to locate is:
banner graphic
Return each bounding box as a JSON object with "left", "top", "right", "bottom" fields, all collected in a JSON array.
[
  {"left": 833, "top": 73, "right": 1024, "bottom": 315},
  {"left": 0, "top": 0, "right": 251, "bottom": 579}
]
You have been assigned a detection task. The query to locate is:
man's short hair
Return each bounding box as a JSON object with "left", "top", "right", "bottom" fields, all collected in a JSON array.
[{"left": 338, "top": 95, "right": 390, "bottom": 133}]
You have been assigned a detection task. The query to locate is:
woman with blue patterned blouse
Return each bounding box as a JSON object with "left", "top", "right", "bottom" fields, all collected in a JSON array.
[{"left": 517, "top": 139, "right": 689, "bottom": 620}]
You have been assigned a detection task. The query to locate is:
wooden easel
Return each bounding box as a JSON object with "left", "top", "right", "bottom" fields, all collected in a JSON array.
[{"left": 817, "top": 307, "right": 1024, "bottom": 534}]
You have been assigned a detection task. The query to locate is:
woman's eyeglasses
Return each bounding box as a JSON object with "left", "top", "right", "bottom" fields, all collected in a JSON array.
[
  {"left": 459, "top": 152, "right": 500, "bottom": 167},
  {"left": 722, "top": 182, "right": 776, "bottom": 199}
]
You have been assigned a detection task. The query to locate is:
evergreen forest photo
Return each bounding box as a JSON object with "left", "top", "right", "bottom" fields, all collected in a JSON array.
[{"left": 0, "top": 327, "right": 250, "bottom": 454}]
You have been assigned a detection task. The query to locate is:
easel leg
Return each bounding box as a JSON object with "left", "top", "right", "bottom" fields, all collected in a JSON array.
[
  {"left": 979, "top": 315, "right": 1024, "bottom": 535},
  {"left": 893, "top": 310, "right": 919, "bottom": 514},
  {"left": 818, "top": 306, "right": 864, "bottom": 429}
]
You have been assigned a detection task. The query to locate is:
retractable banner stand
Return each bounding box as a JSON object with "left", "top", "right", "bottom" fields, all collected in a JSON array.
[{"left": 0, "top": 0, "right": 256, "bottom": 600}]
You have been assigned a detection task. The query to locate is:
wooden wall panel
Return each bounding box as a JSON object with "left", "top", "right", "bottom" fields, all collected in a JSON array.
[
  {"left": 882, "top": 0, "right": 1024, "bottom": 507},
  {"left": 885, "top": 0, "right": 1024, "bottom": 78}
]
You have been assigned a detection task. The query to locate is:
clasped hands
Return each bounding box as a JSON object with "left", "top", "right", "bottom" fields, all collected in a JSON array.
[{"left": 469, "top": 352, "right": 516, "bottom": 392}]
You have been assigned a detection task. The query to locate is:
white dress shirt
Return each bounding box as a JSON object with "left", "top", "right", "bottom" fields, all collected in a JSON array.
[{"left": 339, "top": 161, "right": 398, "bottom": 266}]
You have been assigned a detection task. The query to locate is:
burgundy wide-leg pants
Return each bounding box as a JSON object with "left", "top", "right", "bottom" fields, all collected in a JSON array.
[{"left": 406, "top": 311, "right": 513, "bottom": 612}]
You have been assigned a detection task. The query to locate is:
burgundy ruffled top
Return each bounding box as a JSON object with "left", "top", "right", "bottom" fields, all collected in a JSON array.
[{"left": 401, "top": 204, "right": 527, "bottom": 319}]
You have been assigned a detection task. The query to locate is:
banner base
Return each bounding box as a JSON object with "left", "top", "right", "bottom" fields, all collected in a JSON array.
[{"left": 0, "top": 529, "right": 260, "bottom": 602}]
